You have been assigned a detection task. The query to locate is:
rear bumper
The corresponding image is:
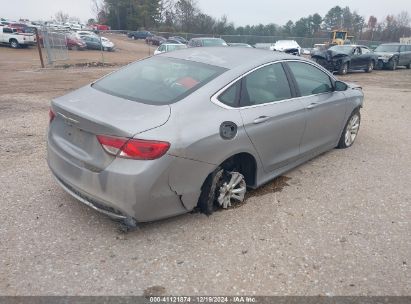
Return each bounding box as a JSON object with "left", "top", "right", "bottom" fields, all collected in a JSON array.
[{"left": 47, "top": 141, "right": 190, "bottom": 222}]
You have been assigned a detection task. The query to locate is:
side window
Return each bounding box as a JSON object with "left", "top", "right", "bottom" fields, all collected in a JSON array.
[
  {"left": 407, "top": 45, "right": 411, "bottom": 52},
  {"left": 288, "top": 62, "right": 333, "bottom": 96},
  {"left": 400, "top": 45, "right": 407, "bottom": 52},
  {"left": 361, "top": 47, "right": 370, "bottom": 54},
  {"left": 158, "top": 45, "right": 165, "bottom": 52},
  {"left": 218, "top": 81, "right": 240, "bottom": 107},
  {"left": 3, "top": 28, "right": 13, "bottom": 33},
  {"left": 241, "top": 63, "right": 292, "bottom": 106}
]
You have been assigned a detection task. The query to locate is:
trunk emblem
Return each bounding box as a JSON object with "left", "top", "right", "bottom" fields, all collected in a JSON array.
[{"left": 57, "top": 112, "right": 79, "bottom": 126}]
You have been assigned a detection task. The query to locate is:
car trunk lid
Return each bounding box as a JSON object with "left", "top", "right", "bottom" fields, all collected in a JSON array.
[{"left": 49, "top": 85, "right": 171, "bottom": 171}]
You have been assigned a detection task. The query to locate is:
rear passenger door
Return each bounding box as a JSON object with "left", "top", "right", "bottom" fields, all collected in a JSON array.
[
  {"left": 286, "top": 61, "right": 347, "bottom": 155},
  {"left": 238, "top": 62, "right": 306, "bottom": 172}
]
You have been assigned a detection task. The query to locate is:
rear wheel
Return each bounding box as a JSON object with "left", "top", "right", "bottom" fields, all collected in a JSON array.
[
  {"left": 10, "top": 39, "right": 19, "bottom": 49},
  {"left": 338, "top": 62, "right": 348, "bottom": 75},
  {"left": 337, "top": 110, "right": 361, "bottom": 149},
  {"left": 198, "top": 167, "right": 246, "bottom": 215}
]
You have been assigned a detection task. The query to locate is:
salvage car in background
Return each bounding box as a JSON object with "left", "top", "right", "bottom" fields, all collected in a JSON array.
[
  {"left": 154, "top": 43, "right": 187, "bottom": 55},
  {"left": 47, "top": 48, "right": 363, "bottom": 227},
  {"left": 270, "top": 40, "right": 301, "bottom": 56},
  {"left": 188, "top": 37, "right": 228, "bottom": 47},
  {"left": 128, "top": 30, "right": 153, "bottom": 40},
  {"left": 146, "top": 35, "right": 166, "bottom": 46},
  {"left": 0, "top": 26, "right": 36, "bottom": 48},
  {"left": 374, "top": 43, "right": 411, "bottom": 70},
  {"left": 80, "top": 35, "right": 115, "bottom": 51},
  {"left": 311, "top": 45, "right": 378, "bottom": 75},
  {"left": 66, "top": 34, "right": 86, "bottom": 50}
]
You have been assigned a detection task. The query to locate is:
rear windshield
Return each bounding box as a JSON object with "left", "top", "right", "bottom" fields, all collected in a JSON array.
[
  {"left": 374, "top": 45, "right": 400, "bottom": 52},
  {"left": 92, "top": 56, "right": 226, "bottom": 105}
]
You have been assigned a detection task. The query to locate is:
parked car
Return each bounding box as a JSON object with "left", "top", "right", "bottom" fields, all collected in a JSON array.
[
  {"left": 188, "top": 37, "right": 228, "bottom": 47},
  {"left": 154, "top": 43, "right": 187, "bottom": 55},
  {"left": 80, "top": 35, "right": 114, "bottom": 51},
  {"left": 168, "top": 36, "right": 188, "bottom": 44},
  {"left": 9, "top": 23, "right": 28, "bottom": 33},
  {"left": 270, "top": 40, "right": 301, "bottom": 56},
  {"left": 128, "top": 30, "right": 153, "bottom": 40},
  {"left": 76, "top": 31, "right": 99, "bottom": 38},
  {"left": 146, "top": 35, "right": 166, "bottom": 46},
  {"left": 92, "top": 24, "right": 110, "bottom": 31},
  {"left": 0, "top": 27, "right": 36, "bottom": 48},
  {"left": 228, "top": 43, "right": 254, "bottom": 48},
  {"left": 311, "top": 45, "right": 378, "bottom": 75},
  {"left": 47, "top": 48, "right": 363, "bottom": 228},
  {"left": 66, "top": 35, "right": 86, "bottom": 50},
  {"left": 373, "top": 43, "right": 411, "bottom": 70},
  {"left": 164, "top": 38, "right": 184, "bottom": 44}
]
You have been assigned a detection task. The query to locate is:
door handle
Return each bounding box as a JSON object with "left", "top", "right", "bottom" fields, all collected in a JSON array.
[
  {"left": 253, "top": 116, "right": 270, "bottom": 124},
  {"left": 306, "top": 102, "right": 320, "bottom": 109}
]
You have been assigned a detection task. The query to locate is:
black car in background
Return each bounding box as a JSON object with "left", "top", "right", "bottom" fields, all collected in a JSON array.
[
  {"left": 145, "top": 35, "right": 166, "bottom": 46},
  {"left": 311, "top": 45, "right": 378, "bottom": 75},
  {"left": 374, "top": 43, "right": 411, "bottom": 70},
  {"left": 168, "top": 36, "right": 188, "bottom": 44},
  {"left": 127, "top": 30, "right": 153, "bottom": 40}
]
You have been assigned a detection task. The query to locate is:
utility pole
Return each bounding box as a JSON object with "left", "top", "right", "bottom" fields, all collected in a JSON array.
[{"left": 35, "top": 28, "right": 45, "bottom": 68}]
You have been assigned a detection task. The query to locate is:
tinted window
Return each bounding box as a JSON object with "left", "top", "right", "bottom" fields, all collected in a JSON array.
[
  {"left": 288, "top": 62, "right": 333, "bottom": 96},
  {"left": 93, "top": 56, "right": 226, "bottom": 105},
  {"left": 241, "top": 63, "right": 292, "bottom": 106},
  {"left": 3, "top": 28, "right": 13, "bottom": 33},
  {"left": 218, "top": 81, "right": 240, "bottom": 107}
]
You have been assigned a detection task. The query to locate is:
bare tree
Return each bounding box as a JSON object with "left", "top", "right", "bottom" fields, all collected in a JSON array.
[{"left": 55, "top": 11, "right": 69, "bottom": 23}]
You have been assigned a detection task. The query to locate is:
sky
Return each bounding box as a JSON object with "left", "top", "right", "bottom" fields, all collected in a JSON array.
[{"left": 1, "top": 0, "right": 411, "bottom": 26}]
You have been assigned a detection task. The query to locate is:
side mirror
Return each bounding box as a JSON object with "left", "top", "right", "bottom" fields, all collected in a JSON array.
[{"left": 335, "top": 80, "right": 348, "bottom": 91}]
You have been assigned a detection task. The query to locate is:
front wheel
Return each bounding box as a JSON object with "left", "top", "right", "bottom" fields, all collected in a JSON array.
[
  {"left": 365, "top": 61, "right": 374, "bottom": 73},
  {"left": 337, "top": 110, "right": 361, "bottom": 149},
  {"left": 338, "top": 62, "right": 348, "bottom": 75},
  {"left": 389, "top": 58, "right": 398, "bottom": 70},
  {"left": 198, "top": 168, "right": 246, "bottom": 215}
]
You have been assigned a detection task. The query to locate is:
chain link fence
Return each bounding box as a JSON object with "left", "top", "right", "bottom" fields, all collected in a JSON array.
[{"left": 40, "top": 26, "right": 69, "bottom": 64}]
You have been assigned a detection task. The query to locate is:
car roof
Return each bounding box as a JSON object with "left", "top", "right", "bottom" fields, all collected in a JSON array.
[{"left": 162, "top": 47, "right": 305, "bottom": 69}]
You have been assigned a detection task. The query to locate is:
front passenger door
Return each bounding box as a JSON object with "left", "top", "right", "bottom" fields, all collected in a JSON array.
[{"left": 286, "top": 61, "right": 347, "bottom": 155}]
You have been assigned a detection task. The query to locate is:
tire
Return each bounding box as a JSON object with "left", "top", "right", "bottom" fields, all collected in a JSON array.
[
  {"left": 406, "top": 62, "right": 411, "bottom": 69},
  {"left": 337, "top": 110, "right": 361, "bottom": 149},
  {"left": 365, "top": 60, "right": 374, "bottom": 73},
  {"left": 338, "top": 62, "right": 348, "bottom": 75},
  {"left": 389, "top": 58, "right": 398, "bottom": 70},
  {"left": 10, "top": 39, "right": 19, "bottom": 49},
  {"left": 198, "top": 167, "right": 246, "bottom": 215},
  {"left": 133, "top": 36, "right": 137, "bottom": 40}
]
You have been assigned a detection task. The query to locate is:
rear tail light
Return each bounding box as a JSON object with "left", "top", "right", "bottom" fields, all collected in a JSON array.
[
  {"left": 97, "top": 135, "right": 170, "bottom": 160},
  {"left": 49, "top": 109, "right": 55, "bottom": 123}
]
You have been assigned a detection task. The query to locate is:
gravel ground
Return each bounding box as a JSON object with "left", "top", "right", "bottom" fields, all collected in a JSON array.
[{"left": 0, "top": 38, "right": 410, "bottom": 296}]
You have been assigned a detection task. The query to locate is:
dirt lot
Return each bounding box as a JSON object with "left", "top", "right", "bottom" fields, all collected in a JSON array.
[{"left": 0, "top": 35, "right": 410, "bottom": 296}]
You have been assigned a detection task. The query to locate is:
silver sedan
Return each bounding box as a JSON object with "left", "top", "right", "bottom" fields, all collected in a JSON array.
[{"left": 47, "top": 47, "right": 363, "bottom": 227}]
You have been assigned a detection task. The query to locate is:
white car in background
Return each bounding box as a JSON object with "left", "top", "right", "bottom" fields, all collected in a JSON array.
[
  {"left": 154, "top": 43, "right": 187, "bottom": 55},
  {"left": 101, "top": 37, "right": 115, "bottom": 51},
  {"left": 270, "top": 40, "right": 302, "bottom": 56}
]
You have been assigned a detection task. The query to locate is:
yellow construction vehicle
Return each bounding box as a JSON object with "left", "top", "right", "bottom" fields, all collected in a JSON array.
[{"left": 329, "top": 30, "right": 354, "bottom": 46}]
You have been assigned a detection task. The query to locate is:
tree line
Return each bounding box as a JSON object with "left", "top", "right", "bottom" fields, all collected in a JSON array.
[{"left": 90, "top": 0, "right": 411, "bottom": 42}]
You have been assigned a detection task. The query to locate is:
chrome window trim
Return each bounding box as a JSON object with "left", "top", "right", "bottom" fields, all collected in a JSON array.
[{"left": 210, "top": 59, "right": 336, "bottom": 110}]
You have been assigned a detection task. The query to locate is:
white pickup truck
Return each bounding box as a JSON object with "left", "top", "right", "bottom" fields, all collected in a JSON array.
[{"left": 0, "top": 27, "right": 36, "bottom": 48}]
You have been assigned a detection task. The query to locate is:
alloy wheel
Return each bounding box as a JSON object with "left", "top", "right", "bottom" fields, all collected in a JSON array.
[
  {"left": 217, "top": 172, "right": 246, "bottom": 209},
  {"left": 344, "top": 114, "right": 360, "bottom": 147}
]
